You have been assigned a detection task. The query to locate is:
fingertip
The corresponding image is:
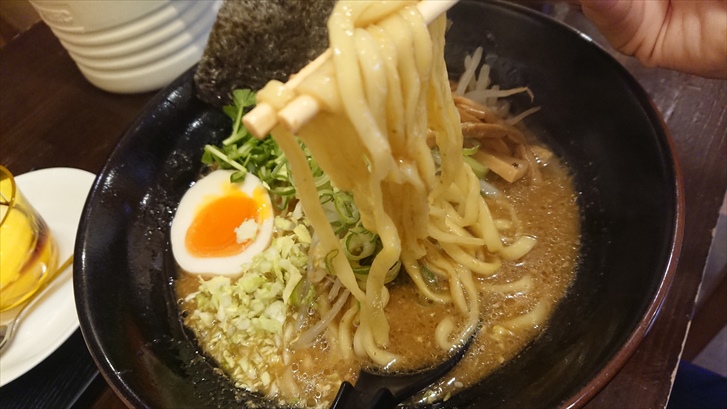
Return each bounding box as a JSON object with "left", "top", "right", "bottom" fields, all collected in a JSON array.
[{"left": 578, "top": 0, "right": 644, "bottom": 51}]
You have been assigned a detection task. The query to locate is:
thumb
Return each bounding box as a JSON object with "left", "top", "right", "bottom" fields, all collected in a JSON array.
[{"left": 578, "top": 0, "right": 664, "bottom": 58}]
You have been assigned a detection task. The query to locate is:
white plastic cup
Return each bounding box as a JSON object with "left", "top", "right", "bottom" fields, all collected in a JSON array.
[{"left": 28, "top": 0, "right": 221, "bottom": 93}]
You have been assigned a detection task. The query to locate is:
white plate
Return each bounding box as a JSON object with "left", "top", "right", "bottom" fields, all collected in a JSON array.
[{"left": 0, "top": 167, "right": 95, "bottom": 386}]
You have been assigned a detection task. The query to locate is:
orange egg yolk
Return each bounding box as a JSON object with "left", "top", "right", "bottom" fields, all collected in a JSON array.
[{"left": 185, "top": 194, "right": 259, "bottom": 257}]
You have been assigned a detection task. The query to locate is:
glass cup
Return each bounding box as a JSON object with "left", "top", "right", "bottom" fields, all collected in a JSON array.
[{"left": 0, "top": 166, "right": 58, "bottom": 312}]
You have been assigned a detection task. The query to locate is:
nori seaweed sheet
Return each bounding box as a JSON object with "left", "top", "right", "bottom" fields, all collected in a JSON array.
[{"left": 195, "top": 0, "right": 335, "bottom": 107}]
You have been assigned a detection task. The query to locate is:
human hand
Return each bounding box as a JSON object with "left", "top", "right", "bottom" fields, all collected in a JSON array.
[{"left": 578, "top": 0, "right": 727, "bottom": 78}]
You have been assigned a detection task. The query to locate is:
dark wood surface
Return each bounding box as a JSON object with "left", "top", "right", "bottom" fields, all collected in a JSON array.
[{"left": 1, "top": 7, "right": 725, "bottom": 409}]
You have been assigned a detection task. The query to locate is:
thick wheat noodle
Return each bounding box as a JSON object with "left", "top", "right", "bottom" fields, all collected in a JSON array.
[
  {"left": 338, "top": 303, "right": 359, "bottom": 361},
  {"left": 257, "top": 1, "right": 535, "bottom": 367},
  {"left": 441, "top": 242, "right": 501, "bottom": 276},
  {"left": 490, "top": 195, "right": 525, "bottom": 239},
  {"left": 402, "top": 253, "right": 453, "bottom": 304},
  {"left": 502, "top": 299, "right": 552, "bottom": 331},
  {"left": 434, "top": 317, "right": 456, "bottom": 350},
  {"left": 427, "top": 254, "right": 468, "bottom": 312},
  {"left": 444, "top": 216, "right": 485, "bottom": 245},
  {"left": 428, "top": 224, "right": 487, "bottom": 247},
  {"left": 272, "top": 126, "right": 365, "bottom": 303},
  {"left": 481, "top": 274, "right": 534, "bottom": 293}
]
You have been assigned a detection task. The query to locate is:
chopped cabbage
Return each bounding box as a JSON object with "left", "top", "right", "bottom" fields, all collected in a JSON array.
[{"left": 185, "top": 213, "right": 312, "bottom": 392}]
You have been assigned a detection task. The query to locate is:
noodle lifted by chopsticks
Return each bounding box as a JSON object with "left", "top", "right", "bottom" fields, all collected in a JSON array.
[{"left": 257, "top": 0, "right": 535, "bottom": 367}]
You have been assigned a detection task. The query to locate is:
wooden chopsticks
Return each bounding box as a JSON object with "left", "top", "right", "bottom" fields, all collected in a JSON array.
[{"left": 242, "top": 0, "right": 459, "bottom": 139}]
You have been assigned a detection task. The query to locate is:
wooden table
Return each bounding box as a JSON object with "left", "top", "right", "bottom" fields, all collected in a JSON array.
[{"left": 1, "top": 7, "right": 725, "bottom": 409}]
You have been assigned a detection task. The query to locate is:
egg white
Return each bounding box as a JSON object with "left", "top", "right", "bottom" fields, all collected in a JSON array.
[{"left": 171, "top": 170, "right": 274, "bottom": 276}]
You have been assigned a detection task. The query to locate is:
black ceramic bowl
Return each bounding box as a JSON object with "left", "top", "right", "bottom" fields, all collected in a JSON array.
[{"left": 74, "top": 1, "right": 683, "bottom": 408}]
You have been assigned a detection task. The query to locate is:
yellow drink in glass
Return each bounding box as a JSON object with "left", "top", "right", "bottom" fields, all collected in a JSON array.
[{"left": 0, "top": 166, "right": 58, "bottom": 312}]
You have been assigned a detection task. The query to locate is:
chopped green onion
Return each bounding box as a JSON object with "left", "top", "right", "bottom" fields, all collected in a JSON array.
[
  {"left": 463, "top": 154, "right": 489, "bottom": 179},
  {"left": 324, "top": 249, "right": 340, "bottom": 275}
]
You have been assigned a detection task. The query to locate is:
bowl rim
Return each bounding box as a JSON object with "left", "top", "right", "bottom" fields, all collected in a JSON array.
[
  {"left": 475, "top": 1, "right": 684, "bottom": 407},
  {"left": 562, "top": 102, "right": 684, "bottom": 407}
]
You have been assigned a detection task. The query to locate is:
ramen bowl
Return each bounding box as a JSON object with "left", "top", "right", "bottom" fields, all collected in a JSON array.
[{"left": 74, "top": 1, "right": 682, "bottom": 408}]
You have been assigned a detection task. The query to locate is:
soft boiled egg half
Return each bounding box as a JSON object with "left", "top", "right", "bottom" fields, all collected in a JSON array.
[{"left": 171, "top": 170, "right": 273, "bottom": 276}]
